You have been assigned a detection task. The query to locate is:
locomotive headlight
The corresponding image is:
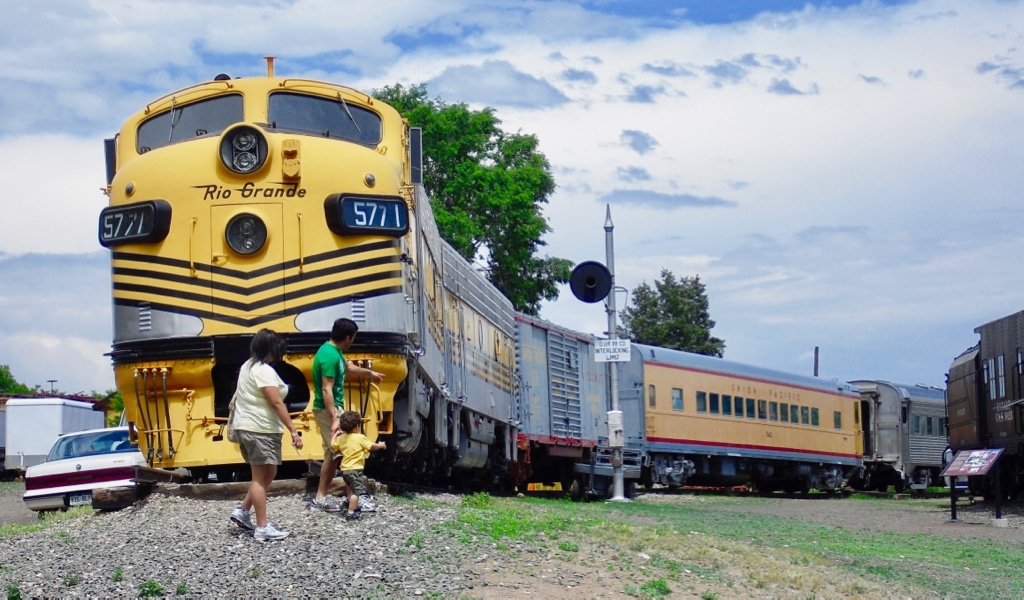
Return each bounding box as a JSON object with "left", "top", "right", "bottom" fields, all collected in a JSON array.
[
  {"left": 225, "top": 213, "right": 267, "bottom": 255},
  {"left": 220, "top": 125, "right": 268, "bottom": 175},
  {"left": 233, "top": 151, "right": 258, "bottom": 172},
  {"left": 233, "top": 130, "right": 257, "bottom": 151}
]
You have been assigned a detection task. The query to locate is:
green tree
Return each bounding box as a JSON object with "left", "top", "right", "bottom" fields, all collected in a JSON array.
[
  {"left": 621, "top": 270, "right": 725, "bottom": 356},
  {"left": 373, "top": 83, "right": 572, "bottom": 314},
  {"left": 0, "top": 364, "right": 33, "bottom": 395}
]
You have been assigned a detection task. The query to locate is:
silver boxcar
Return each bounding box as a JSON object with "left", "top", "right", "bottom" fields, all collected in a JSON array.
[{"left": 513, "top": 314, "right": 607, "bottom": 490}]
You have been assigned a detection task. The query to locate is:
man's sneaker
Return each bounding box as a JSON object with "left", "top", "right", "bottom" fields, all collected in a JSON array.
[
  {"left": 357, "top": 494, "right": 377, "bottom": 512},
  {"left": 230, "top": 506, "right": 254, "bottom": 531},
  {"left": 308, "top": 495, "right": 343, "bottom": 513},
  {"left": 253, "top": 522, "right": 289, "bottom": 542},
  {"left": 345, "top": 511, "right": 361, "bottom": 521}
]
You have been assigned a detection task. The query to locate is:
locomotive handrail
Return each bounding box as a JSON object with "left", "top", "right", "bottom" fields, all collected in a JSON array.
[
  {"left": 189, "top": 217, "right": 198, "bottom": 278},
  {"left": 136, "top": 426, "right": 184, "bottom": 464}
]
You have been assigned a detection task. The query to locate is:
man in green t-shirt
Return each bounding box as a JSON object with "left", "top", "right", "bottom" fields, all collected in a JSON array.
[{"left": 309, "top": 318, "right": 384, "bottom": 512}]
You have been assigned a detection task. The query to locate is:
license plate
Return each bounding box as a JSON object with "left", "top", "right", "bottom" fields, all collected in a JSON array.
[{"left": 69, "top": 493, "right": 92, "bottom": 507}]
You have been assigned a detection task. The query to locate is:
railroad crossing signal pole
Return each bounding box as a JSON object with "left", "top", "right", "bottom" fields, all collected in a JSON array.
[
  {"left": 568, "top": 205, "right": 629, "bottom": 502},
  {"left": 604, "top": 206, "right": 628, "bottom": 502}
]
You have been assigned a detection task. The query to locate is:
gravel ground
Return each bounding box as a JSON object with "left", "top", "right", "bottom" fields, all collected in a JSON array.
[
  {"left": 0, "top": 485, "right": 491, "bottom": 598},
  {"left": 1, "top": 482, "right": 1021, "bottom": 598}
]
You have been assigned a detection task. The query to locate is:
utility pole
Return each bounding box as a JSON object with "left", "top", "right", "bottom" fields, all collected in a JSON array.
[{"left": 605, "top": 205, "right": 627, "bottom": 502}]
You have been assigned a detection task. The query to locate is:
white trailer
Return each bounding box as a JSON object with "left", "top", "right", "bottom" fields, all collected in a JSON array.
[
  {"left": 4, "top": 398, "right": 106, "bottom": 471},
  {"left": 0, "top": 405, "right": 6, "bottom": 471}
]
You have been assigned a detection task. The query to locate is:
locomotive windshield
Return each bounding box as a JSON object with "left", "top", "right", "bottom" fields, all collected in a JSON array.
[
  {"left": 268, "top": 92, "right": 382, "bottom": 146},
  {"left": 136, "top": 94, "right": 244, "bottom": 153}
]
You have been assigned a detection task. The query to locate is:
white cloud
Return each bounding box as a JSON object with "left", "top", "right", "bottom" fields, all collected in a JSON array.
[
  {"left": 2, "top": 0, "right": 1024, "bottom": 393},
  {"left": 0, "top": 136, "right": 108, "bottom": 255}
]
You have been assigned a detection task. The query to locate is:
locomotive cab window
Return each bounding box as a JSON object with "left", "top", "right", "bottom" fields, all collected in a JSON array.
[
  {"left": 268, "top": 92, "right": 382, "bottom": 146},
  {"left": 137, "top": 94, "right": 244, "bottom": 153}
]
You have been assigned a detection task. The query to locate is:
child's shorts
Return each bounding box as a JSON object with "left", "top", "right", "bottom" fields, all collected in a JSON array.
[{"left": 341, "top": 469, "right": 368, "bottom": 495}]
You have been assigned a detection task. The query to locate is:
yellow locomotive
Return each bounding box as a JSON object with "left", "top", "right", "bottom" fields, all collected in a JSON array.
[{"left": 99, "top": 59, "right": 516, "bottom": 482}]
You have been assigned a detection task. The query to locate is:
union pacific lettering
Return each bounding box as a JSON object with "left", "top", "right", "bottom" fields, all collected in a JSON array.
[{"left": 195, "top": 182, "right": 307, "bottom": 200}]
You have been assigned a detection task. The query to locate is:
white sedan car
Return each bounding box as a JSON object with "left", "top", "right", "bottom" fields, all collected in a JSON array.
[{"left": 23, "top": 427, "right": 147, "bottom": 512}]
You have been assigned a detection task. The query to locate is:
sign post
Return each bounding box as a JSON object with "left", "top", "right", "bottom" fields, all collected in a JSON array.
[{"left": 940, "top": 448, "right": 1004, "bottom": 524}]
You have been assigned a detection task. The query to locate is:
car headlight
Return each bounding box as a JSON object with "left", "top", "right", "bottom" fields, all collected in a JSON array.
[{"left": 220, "top": 125, "right": 268, "bottom": 174}]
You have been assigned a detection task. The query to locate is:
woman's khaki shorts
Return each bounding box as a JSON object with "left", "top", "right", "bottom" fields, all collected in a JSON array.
[{"left": 237, "top": 430, "right": 282, "bottom": 465}]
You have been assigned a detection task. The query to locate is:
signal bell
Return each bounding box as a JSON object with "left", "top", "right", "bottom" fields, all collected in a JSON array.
[{"left": 569, "top": 261, "right": 612, "bottom": 303}]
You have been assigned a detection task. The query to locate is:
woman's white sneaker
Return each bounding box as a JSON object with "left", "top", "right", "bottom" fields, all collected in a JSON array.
[{"left": 254, "top": 522, "right": 289, "bottom": 541}]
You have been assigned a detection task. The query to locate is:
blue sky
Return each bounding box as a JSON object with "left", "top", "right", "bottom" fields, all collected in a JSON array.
[{"left": 2, "top": 0, "right": 1023, "bottom": 394}]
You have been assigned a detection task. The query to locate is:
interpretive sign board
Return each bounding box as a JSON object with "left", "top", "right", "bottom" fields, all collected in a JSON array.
[{"left": 940, "top": 448, "right": 1004, "bottom": 478}]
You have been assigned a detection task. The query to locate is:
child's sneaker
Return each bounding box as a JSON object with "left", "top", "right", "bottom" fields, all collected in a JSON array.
[
  {"left": 357, "top": 494, "right": 377, "bottom": 512},
  {"left": 230, "top": 506, "right": 254, "bottom": 531},
  {"left": 345, "top": 511, "right": 361, "bottom": 521},
  {"left": 308, "top": 495, "right": 344, "bottom": 513},
  {"left": 253, "top": 522, "right": 289, "bottom": 541}
]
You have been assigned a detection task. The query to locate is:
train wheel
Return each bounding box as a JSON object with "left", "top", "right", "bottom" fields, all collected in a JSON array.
[
  {"left": 641, "top": 467, "right": 654, "bottom": 490},
  {"left": 570, "top": 478, "right": 583, "bottom": 503}
]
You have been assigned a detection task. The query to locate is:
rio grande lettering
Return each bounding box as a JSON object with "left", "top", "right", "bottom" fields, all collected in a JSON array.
[{"left": 195, "top": 182, "right": 307, "bottom": 200}]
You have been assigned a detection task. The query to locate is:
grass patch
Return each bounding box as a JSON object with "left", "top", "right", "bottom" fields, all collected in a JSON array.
[
  {"left": 439, "top": 494, "right": 1024, "bottom": 599},
  {"left": 138, "top": 580, "right": 164, "bottom": 597},
  {"left": 0, "top": 506, "right": 94, "bottom": 539},
  {"left": 455, "top": 494, "right": 584, "bottom": 542}
]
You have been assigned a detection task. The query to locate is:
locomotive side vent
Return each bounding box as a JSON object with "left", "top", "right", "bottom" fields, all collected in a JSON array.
[
  {"left": 351, "top": 297, "right": 366, "bottom": 322},
  {"left": 138, "top": 302, "right": 152, "bottom": 332}
]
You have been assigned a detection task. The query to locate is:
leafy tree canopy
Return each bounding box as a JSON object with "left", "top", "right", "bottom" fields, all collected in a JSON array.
[
  {"left": 0, "top": 364, "right": 34, "bottom": 395},
  {"left": 621, "top": 269, "right": 725, "bottom": 357},
  {"left": 373, "top": 83, "right": 572, "bottom": 314}
]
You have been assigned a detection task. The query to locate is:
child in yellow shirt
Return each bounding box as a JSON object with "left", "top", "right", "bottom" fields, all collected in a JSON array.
[{"left": 330, "top": 410, "right": 386, "bottom": 520}]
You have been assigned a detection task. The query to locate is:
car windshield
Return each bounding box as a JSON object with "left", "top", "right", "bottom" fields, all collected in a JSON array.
[{"left": 46, "top": 430, "right": 136, "bottom": 461}]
